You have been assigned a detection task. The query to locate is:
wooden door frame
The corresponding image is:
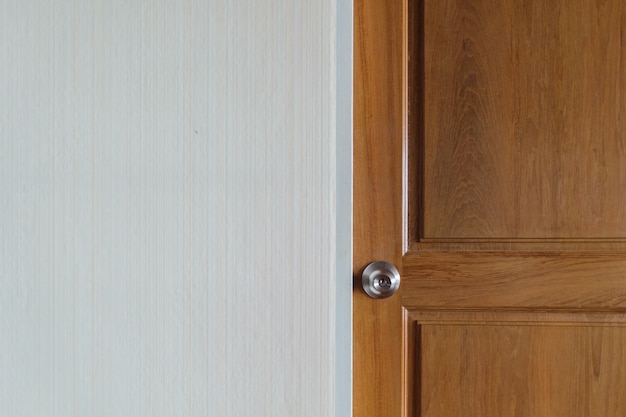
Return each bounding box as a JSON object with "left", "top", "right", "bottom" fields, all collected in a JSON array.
[{"left": 353, "top": 0, "right": 407, "bottom": 415}]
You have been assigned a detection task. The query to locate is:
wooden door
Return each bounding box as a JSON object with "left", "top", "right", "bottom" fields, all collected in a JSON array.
[{"left": 354, "top": 0, "right": 626, "bottom": 416}]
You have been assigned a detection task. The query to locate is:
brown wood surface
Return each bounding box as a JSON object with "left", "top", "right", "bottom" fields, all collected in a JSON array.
[
  {"left": 419, "top": 323, "right": 626, "bottom": 416},
  {"left": 422, "top": 0, "right": 626, "bottom": 239},
  {"left": 355, "top": 0, "right": 626, "bottom": 416},
  {"left": 403, "top": 251, "right": 626, "bottom": 310},
  {"left": 353, "top": 0, "right": 404, "bottom": 415}
]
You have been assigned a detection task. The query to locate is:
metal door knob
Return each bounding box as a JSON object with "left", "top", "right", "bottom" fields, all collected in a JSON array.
[{"left": 361, "top": 261, "right": 401, "bottom": 299}]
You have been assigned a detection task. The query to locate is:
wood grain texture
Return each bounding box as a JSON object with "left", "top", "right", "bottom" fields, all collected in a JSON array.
[
  {"left": 403, "top": 251, "right": 626, "bottom": 310},
  {"left": 353, "top": 0, "right": 404, "bottom": 415},
  {"left": 422, "top": 0, "right": 626, "bottom": 239},
  {"left": 0, "top": 1, "right": 337, "bottom": 416},
  {"left": 419, "top": 323, "right": 626, "bottom": 416},
  {"left": 357, "top": 0, "right": 626, "bottom": 415},
  {"left": 410, "top": 309, "right": 626, "bottom": 326},
  {"left": 412, "top": 239, "right": 626, "bottom": 252},
  {"left": 404, "top": 310, "right": 626, "bottom": 416}
]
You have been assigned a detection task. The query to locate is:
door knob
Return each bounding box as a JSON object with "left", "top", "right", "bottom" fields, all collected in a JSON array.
[{"left": 361, "top": 261, "right": 401, "bottom": 299}]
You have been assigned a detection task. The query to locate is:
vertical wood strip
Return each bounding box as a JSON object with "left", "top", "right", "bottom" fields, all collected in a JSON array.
[{"left": 354, "top": 0, "right": 404, "bottom": 415}]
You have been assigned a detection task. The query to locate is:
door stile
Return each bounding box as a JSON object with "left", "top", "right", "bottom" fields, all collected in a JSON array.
[{"left": 353, "top": 0, "right": 405, "bottom": 415}]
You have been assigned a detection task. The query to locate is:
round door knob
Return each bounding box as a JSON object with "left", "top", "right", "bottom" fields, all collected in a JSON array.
[{"left": 361, "top": 261, "right": 401, "bottom": 299}]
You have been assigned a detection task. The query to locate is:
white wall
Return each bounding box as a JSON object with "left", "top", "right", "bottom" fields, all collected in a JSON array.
[{"left": 0, "top": 1, "right": 350, "bottom": 416}]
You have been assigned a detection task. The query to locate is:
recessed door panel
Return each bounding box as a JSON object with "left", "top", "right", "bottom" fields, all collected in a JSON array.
[
  {"left": 421, "top": 0, "right": 626, "bottom": 239},
  {"left": 416, "top": 319, "right": 626, "bottom": 416}
]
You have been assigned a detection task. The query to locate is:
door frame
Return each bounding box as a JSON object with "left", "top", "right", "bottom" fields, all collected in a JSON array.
[{"left": 337, "top": 0, "right": 353, "bottom": 417}]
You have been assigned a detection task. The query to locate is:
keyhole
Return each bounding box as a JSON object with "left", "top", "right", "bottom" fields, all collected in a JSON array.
[{"left": 378, "top": 276, "right": 391, "bottom": 288}]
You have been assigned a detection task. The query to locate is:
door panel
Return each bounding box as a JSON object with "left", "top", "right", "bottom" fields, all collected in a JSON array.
[
  {"left": 354, "top": 0, "right": 626, "bottom": 416},
  {"left": 422, "top": 0, "right": 626, "bottom": 239},
  {"left": 417, "top": 319, "right": 626, "bottom": 415}
]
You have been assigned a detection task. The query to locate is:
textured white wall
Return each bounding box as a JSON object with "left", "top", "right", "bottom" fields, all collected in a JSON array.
[{"left": 0, "top": 1, "right": 342, "bottom": 416}]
